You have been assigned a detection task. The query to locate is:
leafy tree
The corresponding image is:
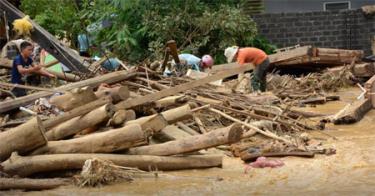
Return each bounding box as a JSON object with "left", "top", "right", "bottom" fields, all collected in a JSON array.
[{"left": 20, "top": 0, "right": 274, "bottom": 63}]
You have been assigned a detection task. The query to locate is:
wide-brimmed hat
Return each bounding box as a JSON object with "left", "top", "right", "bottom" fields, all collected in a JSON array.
[{"left": 224, "top": 46, "right": 239, "bottom": 63}]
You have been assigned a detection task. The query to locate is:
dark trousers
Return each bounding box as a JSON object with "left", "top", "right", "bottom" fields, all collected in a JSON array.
[
  {"left": 251, "top": 58, "right": 270, "bottom": 92},
  {"left": 11, "top": 75, "right": 41, "bottom": 97}
]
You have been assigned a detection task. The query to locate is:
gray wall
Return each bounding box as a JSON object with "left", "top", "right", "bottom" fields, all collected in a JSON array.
[
  {"left": 264, "top": 0, "right": 374, "bottom": 13},
  {"left": 252, "top": 9, "right": 375, "bottom": 55}
]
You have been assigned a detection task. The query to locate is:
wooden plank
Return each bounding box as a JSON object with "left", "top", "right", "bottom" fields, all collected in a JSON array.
[
  {"left": 0, "top": 70, "right": 136, "bottom": 113},
  {"left": 269, "top": 45, "right": 312, "bottom": 64},
  {"left": 0, "top": 1, "right": 89, "bottom": 73},
  {"left": 333, "top": 98, "right": 372, "bottom": 124},
  {"left": 116, "top": 64, "right": 253, "bottom": 110}
]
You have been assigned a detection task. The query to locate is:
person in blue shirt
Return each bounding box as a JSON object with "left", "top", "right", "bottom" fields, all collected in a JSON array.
[
  {"left": 11, "top": 41, "right": 55, "bottom": 97},
  {"left": 165, "top": 54, "right": 214, "bottom": 75},
  {"left": 77, "top": 34, "right": 90, "bottom": 57}
]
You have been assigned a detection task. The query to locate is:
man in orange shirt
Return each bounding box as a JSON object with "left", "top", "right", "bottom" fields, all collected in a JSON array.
[{"left": 224, "top": 46, "right": 270, "bottom": 92}]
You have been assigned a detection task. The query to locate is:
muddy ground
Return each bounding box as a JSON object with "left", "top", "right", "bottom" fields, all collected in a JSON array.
[{"left": 4, "top": 87, "right": 375, "bottom": 196}]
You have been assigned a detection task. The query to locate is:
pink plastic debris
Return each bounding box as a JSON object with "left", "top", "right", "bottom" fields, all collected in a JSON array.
[{"left": 244, "top": 157, "right": 284, "bottom": 173}]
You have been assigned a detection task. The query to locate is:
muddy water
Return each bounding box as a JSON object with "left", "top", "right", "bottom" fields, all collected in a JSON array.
[{"left": 19, "top": 88, "right": 375, "bottom": 195}]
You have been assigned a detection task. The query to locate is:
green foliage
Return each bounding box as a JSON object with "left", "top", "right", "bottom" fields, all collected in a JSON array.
[
  {"left": 20, "top": 0, "right": 276, "bottom": 63},
  {"left": 249, "top": 36, "right": 277, "bottom": 55},
  {"left": 20, "top": 0, "right": 80, "bottom": 44}
]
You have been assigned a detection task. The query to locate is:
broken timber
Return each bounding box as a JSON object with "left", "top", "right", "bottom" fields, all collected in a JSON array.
[
  {"left": 333, "top": 98, "right": 372, "bottom": 124},
  {"left": 116, "top": 63, "right": 254, "bottom": 110},
  {"left": 1, "top": 153, "right": 223, "bottom": 177},
  {"left": 0, "top": 0, "right": 89, "bottom": 73}
]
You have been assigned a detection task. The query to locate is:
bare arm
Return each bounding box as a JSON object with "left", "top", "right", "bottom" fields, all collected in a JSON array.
[{"left": 17, "top": 64, "right": 39, "bottom": 75}]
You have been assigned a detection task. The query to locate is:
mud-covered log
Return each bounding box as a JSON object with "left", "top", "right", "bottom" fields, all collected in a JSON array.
[
  {"left": 0, "top": 178, "right": 70, "bottom": 190},
  {"left": 0, "top": 117, "right": 46, "bottom": 161},
  {"left": 240, "top": 151, "right": 315, "bottom": 162},
  {"left": 333, "top": 98, "right": 372, "bottom": 124},
  {"left": 46, "top": 104, "right": 115, "bottom": 141},
  {"left": 95, "top": 85, "right": 130, "bottom": 103},
  {"left": 32, "top": 124, "right": 146, "bottom": 155},
  {"left": 1, "top": 153, "right": 223, "bottom": 177},
  {"left": 49, "top": 86, "right": 98, "bottom": 111},
  {"left": 127, "top": 123, "right": 243, "bottom": 156}
]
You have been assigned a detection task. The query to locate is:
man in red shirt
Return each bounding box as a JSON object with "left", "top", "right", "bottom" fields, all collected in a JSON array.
[{"left": 224, "top": 46, "right": 270, "bottom": 92}]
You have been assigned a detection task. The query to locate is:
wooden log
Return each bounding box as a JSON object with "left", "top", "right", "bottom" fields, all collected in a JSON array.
[
  {"left": 46, "top": 103, "right": 115, "bottom": 141},
  {"left": 315, "top": 48, "right": 363, "bottom": 58},
  {"left": 127, "top": 124, "right": 243, "bottom": 156},
  {"left": 365, "top": 75, "right": 375, "bottom": 108},
  {"left": 155, "top": 95, "right": 188, "bottom": 108},
  {"left": 46, "top": 70, "right": 80, "bottom": 82},
  {"left": 116, "top": 64, "right": 254, "bottom": 110},
  {"left": 0, "top": 70, "right": 136, "bottom": 113},
  {"left": 32, "top": 124, "right": 146, "bottom": 155},
  {"left": 0, "top": 117, "right": 47, "bottom": 161},
  {"left": 240, "top": 151, "right": 315, "bottom": 162},
  {"left": 136, "top": 77, "right": 169, "bottom": 90},
  {"left": 126, "top": 104, "right": 192, "bottom": 126},
  {"left": 49, "top": 86, "right": 98, "bottom": 111},
  {"left": 153, "top": 125, "right": 192, "bottom": 142},
  {"left": 176, "top": 122, "right": 199, "bottom": 135},
  {"left": 352, "top": 63, "right": 375, "bottom": 77},
  {"left": 166, "top": 40, "right": 180, "bottom": 65},
  {"left": 108, "top": 109, "right": 127, "bottom": 126},
  {"left": 0, "top": 178, "right": 70, "bottom": 190},
  {"left": 43, "top": 97, "right": 111, "bottom": 129},
  {"left": 95, "top": 85, "right": 130, "bottom": 103},
  {"left": 1, "top": 153, "right": 222, "bottom": 177},
  {"left": 333, "top": 98, "right": 372, "bottom": 124}
]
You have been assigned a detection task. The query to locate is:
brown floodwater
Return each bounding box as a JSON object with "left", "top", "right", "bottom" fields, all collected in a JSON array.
[{"left": 7, "top": 88, "right": 375, "bottom": 195}]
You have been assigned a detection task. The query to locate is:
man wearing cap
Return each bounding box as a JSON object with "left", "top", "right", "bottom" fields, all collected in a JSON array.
[
  {"left": 224, "top": 46, "right": 270, "bottom": 92},
  {"left": 165, "top": 53, "right": 214, "bottom": 76}
]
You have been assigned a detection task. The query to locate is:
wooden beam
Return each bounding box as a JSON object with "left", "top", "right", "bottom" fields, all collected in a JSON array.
[
  {"left": 0, "top": 70, "right": 136, "bottom": 113},
  {"left": 333, "top": 98, "right": 372, "bottom": 124},
  {"left": 269, "top": 45, "right": 312, "bottom": 64},
  {"left": 0, "top": 1, "right": 89, "bottom": 73},
  {"left": 116, "top": 64, "right": 253, "bottom": 110}
]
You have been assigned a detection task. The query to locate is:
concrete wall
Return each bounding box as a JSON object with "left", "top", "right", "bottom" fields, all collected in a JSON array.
[
  {"left": 252, "top": 9, "right": 375, "bottom": 55},
  {"left": 263, "top": 0, "right": 374, "bottom": 13}
]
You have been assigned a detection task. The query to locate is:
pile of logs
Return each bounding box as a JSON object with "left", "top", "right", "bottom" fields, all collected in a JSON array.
[{"left": 0, "top": 46, "right": 373, "bottom": 191}]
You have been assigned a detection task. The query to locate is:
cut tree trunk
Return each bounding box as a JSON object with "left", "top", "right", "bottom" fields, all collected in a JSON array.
[
  {"left": 49, "top": 86, "right": 98, "bottom": 111},
  {"left": 95, "top": 85, "right": 130, "bottom": 103},
  {"left": 1, "top": 153, "right": 222, "bottom": 177},
  {"left": 153, "top": 125, "right": 192, "bottom": 142},
  {"left": 365, "top": 75, "right": 375, "bottom": 108},
  {"left": 43, "top": 97, "right": 111, "bottom": 130},
  {"left": 155, "top": 95, "right": 187, "bottom": 108},
  {"left": 0, "top": 117, "right": 47, "bottom": 161},
  {"left": 46, "top": 103, "right": 115, "bottom": 141},
  {"left": 333, "top": 98, "right": 372, "bottom": 124},
  {"left": 0, "top": 178, "right": 70, "bottom": 190},
  {"left": 125, "top": 104, "right": 192, "bottom": 126},
  {"left": 31, "top": 124, "right": 146, "bottom": 155},
  {"left": 127, "top": 123, "right": 243, "bottom": 156},
  {"left": 46, "top": 70, "right": 80, "bottom": 82},
  {"left": 0, "top": 70, "right": 136, "bottom": 113}
]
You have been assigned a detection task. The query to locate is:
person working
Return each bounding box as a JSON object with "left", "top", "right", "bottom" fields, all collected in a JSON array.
[
  {"left": 224, "top": 46, "right": 270, "bottom": 92},
  {"left": 11, "top": 41, "right": 55, "bottom": 97},
  {"left": 165, "top": 54, "right": 214, "bottom": 75}
]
